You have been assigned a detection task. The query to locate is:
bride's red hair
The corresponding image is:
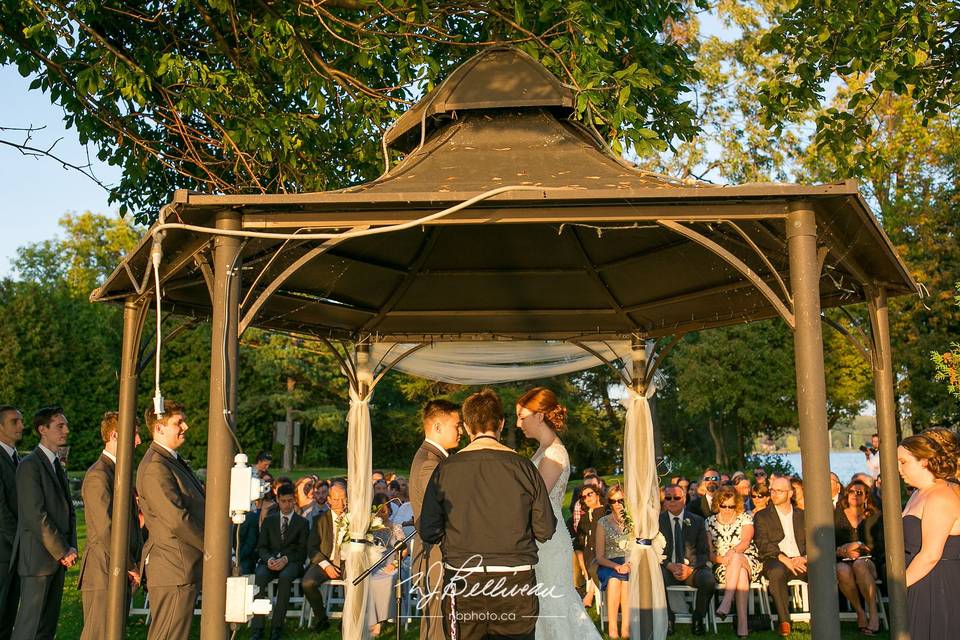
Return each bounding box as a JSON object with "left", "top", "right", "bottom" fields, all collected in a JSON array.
[{"left": 517, "top": 387, "right": 567, "bottom": 432}]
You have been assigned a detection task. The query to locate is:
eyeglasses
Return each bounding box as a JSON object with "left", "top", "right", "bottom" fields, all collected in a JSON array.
[
  {"left": 703, "top": 475, "right": 720, "bottom": 482},
  {"left": 719, "top": 504, "right": 736, "bottom": 510},
  {"left": 663, "top": 496, "right": 684, "bottom": 501},
  {"left": 609, "top": 498, "right": 625, "bottom": 505}
]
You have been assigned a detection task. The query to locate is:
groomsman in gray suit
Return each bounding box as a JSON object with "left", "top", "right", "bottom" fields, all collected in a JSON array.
[
  {"left": 12, "top": 406, "right": 77, "bottom": 640},
  {"left": 78, "top": 411, "right": 145, "bottom": 640},
  {"left": 0, "top": 405, "right": 23, "bottom": 640},
  {"left": 137, "top": 400, "right": 205, "bottom": 640},
  {"left": 408, "top": 399, "right": 461, "bottom": 640}
]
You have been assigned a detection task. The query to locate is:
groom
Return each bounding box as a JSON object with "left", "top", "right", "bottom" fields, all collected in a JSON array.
[
  {"left": 409, "top": 399, "right": 462, "bottom": 640},
  {"left": 419, "top": 389, "right": 556, "bottom": 640}
]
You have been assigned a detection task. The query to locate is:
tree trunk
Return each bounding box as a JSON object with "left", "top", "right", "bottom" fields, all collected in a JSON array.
[
  {"left": 707, "top": 415, "right": 726, "bottom": 468},
  {"left": 283, "top": 376, "right": 295, "bottom": 471},
  {"left": 735, "top": 421, "right": 745, "bottom": 469}
]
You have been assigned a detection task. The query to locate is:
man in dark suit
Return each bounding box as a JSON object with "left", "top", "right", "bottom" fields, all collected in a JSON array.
[
  {"left": 659, "top": 484, "right": 714, "bottom": 636},
  {"left": 753, "top": 476, "right": 807, "bottom": 637},
  {"left": 136, "top": 400, "right": 205, "bottom": 640},
  {"left": 251, "top": 483, "right": 308, "bottom": 640},
  {"left": 11, "top": 406, "right": 77, "bottom": 640},
  {"left": 688, "top": 468, "right": 720, "bottom": 518},
  {"left": 78, "top": 411, "right": 144, "bottom": 640},
  {"left": 301, "top": 480, "right": 348, "bottom": 633},
  {"left": 0, "top": 405, "right": 24, "bottom": 640},
  {"left": 408, "top": 399, "right": 461, "bottom": 640}
]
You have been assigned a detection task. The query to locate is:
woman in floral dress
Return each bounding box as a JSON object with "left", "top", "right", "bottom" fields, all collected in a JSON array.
[{"left": 706, "top": 486, "right": 762, "bottom": 637}]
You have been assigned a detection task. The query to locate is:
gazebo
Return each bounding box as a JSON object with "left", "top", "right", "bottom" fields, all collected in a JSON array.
[{"left": 92, "top": 48, "right": 916, "bottom": 640}]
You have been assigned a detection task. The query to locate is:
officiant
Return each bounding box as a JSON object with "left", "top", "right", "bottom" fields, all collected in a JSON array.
[{"left": 419, "top": 389, "right": 556, "bottom": 640}]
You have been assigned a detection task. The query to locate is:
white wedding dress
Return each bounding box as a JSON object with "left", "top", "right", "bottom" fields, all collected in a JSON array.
[{"left": 531, "top": 438, "right": 602, "bottom": 640}]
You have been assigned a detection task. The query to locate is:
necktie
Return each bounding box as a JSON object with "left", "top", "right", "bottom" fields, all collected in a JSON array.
[
  {"left": 673, "top": 516, "right": 683, "bottom": 564},
  {"left": 10, "top": 451, "right": 18, "bottom": 466},
  {"left": 53, "top": 457, "right": 70, "bottom": 500},
  {"left": 281, "top": 515, "right": 288, "bottom": 541}
]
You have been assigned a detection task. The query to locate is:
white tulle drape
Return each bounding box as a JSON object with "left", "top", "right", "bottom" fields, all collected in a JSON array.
[
  {"left": 623, "top": 348, "right": 668, "bottom": 640},
  {"left": 343, "top": 356, "right": 374, "bottom": 640},
  {"left": 369, "top": 340, "right": 633, "bottom": 384}
]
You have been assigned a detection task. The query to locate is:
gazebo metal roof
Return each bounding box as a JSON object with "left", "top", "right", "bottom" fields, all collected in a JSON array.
[{"left": 91, "top": 47, "right": 916, "bottom": 343}]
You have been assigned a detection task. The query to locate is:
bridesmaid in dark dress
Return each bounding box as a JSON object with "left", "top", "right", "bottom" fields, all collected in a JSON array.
[{"left": 898, "top": 433, "right": 960, "bottom": 640}]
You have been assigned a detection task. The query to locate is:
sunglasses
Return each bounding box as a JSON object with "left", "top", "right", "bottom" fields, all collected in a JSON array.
[
  {"left": 752, "top": 494, "right": 767, "bottom": 499},
  {"left": 703, "top": 475, "right": 720, "bottom": 482},
  {"left": 719, "top": 504, "right": 736, "bottom": 510},
  {"left": 581, "top": 492, "right": 596, "bottom": 499},
  {"left": 848, "top": 490, "right": 866, "bottom": 496},
  {"left": 663, "top": 496, "right": 684, "bottom": 501},
  {"left": 609, "top": 498, "right": 625, "bottom": 505}
]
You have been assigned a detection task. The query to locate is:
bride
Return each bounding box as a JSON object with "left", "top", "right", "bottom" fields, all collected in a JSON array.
[{"left": 517, "top": 387, "right": 603, "bottom": 640}]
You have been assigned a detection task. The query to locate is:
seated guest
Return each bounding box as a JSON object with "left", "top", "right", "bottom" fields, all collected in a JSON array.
[
  {"left": 294, "top": 476, "right": 317, "bottom": 523},
  {"left": 658, "top": 484, "right": 714, "bottom": 636},
  {"left": 754, "top": 476, "right": 807, "bottom": 637},
  {"left": 301, "top": 480, "right": 348, "bottom": 633},
  {"left": 314, "top": 479, "right": 330, "bottom": 516},
  {"left": 835, "top": 479, "right": 884, "bottom": 635},
  {"left": 735, "top": 476, "right": 754, "bottom": 512},
  {"left": 235, "top": 505, "right": 260, "bottom": 575},
  {"left": 751, "top": 483, "right": 770, "bottom": 513},
  {"left": 687, "top": 481, "right": 699, "bottom": 504},
  {"left": 250, "top": 483, "right": 308, "bottom": 640},
  {"left": 830, "top": 472, "right": 843, "bottom": 508},
  {"left": 689, "top": 468, "right": 720, "bottom": 518},
  {"left": 387, "top": 479, "right": 413, "bottom": 532},
  {"left": 707, "top": 486, "right": 761, "bottom": 638},
  {"left": 367, "top": 495, "right": 408, "bottom": 637},
  {"left": 254, "top": 451, "right": 273, "bottom": 479},
  {"left": 790, "top": 477, "right": 805, "bottom": 510},
  {"left": 596, "top": 484, "right": 634, "bottom": 639},
  {"left": 575, "top": 483, "right": 607, "bottom": 607}
]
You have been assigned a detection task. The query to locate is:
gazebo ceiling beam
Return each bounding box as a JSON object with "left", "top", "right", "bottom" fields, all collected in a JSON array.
[
  {"left": 567, "top": 226, "right": 645, "bottom": 329},
  {"left": 384, "top": 308, "right": 619, "bottom": 317},
  {"left": 240, "top": 202, "right": 791, "bottom": 230},
  {"left": 239, "top": 232, "right": 369, "bottom": 335},
  {"left": 133, "top": 235, "right": 211, "bottom": 305},
  {"left": 594, "top": 238, "right": 691, "bottom": 271},
  {"left": 657, "top": 219, "right": 796, "bottom": 329},
  {"left": 361, "top": 228, "right": 441, "bottom": 332}
]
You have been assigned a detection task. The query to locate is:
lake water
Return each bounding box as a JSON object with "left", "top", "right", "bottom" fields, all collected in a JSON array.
[{"left": 761, "top": 450, "right": 873, "bottom": 484}]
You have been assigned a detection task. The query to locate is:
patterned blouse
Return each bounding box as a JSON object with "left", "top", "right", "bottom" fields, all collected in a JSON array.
[{"left": 598, "top": 513, "right": 631, "bottom": 559}]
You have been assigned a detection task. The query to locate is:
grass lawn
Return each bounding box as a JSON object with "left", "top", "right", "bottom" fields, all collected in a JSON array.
[{"left": 54, "top": 510, "right": 887, "bottom": 639}]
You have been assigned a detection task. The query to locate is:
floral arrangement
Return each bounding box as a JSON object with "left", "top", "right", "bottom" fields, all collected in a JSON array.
[{"left": 335, "top": 505, "right": 388, "bottom": 548}]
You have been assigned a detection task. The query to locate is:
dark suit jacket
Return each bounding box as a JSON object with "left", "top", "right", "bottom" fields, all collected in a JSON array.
[
  {"left": 753, "top": 506, "right": 807, "bottom": 562},
  {"left": 13, "top": 448, "right": 77, "bottom": 576},
  {"left": 307, "top": 508, "right": 345, "bottom": 568},
  {"left": 688, "top": 495, "right": 713, "bottom": 519},
  {"left": 659, "top": 509, "right": 709, "bottom": 570},
  {"left": 0, "top": 448, "right": 17, "bottom": 566},
  {"left": 235, "top": 509, "right": 260, "bottom": 574},
  {"left": 258, "top": 512, "right": 308, "bottom": 567},
  {"left": 78, "top": 453, "right": 143, "bottom": 591},
  {"left": 136, "top": 442, "right": 205, "bottom": 587},
  {"left": 409, "top": 441, "right": 447, "bottom": 571}
]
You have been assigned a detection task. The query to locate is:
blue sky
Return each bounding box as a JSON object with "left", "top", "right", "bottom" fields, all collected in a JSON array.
[{"left": 0, "top": 64, "right": 120, "bottom": 277}]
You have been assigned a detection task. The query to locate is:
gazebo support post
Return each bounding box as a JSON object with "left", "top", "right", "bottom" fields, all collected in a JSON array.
[
  {"left": 786, "top": 204, "right": 841, "bottom": 639},
  {"left": 866, "top": 285, "right": 908, "bottom": 639},
  {"left": 105, "top": 299, "right": 148, "bottom": 640},
  {"left": 200, "top": 211, "right": 242, "bottom": 640}
]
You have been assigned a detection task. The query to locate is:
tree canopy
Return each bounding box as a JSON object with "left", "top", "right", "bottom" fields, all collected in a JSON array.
[{"left": 0, "top": 0, "right": 705, "bottom": 222}]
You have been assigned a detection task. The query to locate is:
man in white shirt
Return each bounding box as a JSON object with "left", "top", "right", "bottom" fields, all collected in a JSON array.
[
  {"left": 301, "top": 481, "right": 348, "bottom": 633},
  {"left": 754, "top": 476, "right": 807, "bottom": 637},
  {"left": 863, "top": 434, "right": 881, "bottom": 479}
]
